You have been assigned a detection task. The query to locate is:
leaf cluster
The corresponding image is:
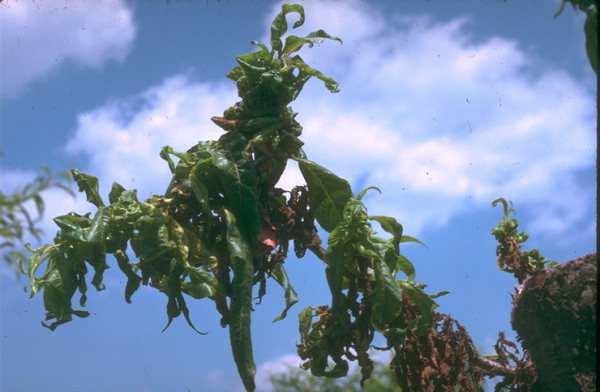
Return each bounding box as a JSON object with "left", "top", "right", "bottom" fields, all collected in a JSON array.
[
  {"left": 0, "top": 168, "right": 72, "bottom": 270},
  {"left": 491, "top": 198, "right": 558, "bottom": 284},
  {"left": 296, "top": 186, "right": 443, "bottom": 385},
  {"left": 24, "top": 4, "right": 441, "bottom": 391}
]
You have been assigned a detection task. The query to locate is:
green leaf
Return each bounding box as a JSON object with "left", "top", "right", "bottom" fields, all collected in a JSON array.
[
  {"left": 296, "top": 158, "right": 352, "bottom": 232},
  {"left": 372, "top": 258, "right": 404, "bottom": 329},
  {"left": 492, "top": 197, "right": 512, "bottom": 220},
  {"left": 370, "top": 215, "right": 403, "bottom": 239},
  {"left": 282, "top": 36, "right": 310, "bottom": 56},
  {"left": 183, "top": 265, "right": 216, "bottom": 299},
  {"left": 71, "top": 170, "right": 104, "bottom": 208},
  {"left": 236, "top": 53, "right": 268, "bottom": 74},
  {"left": 305, "top": 29, "right": 342, "bottom": 43},
  {"left": 72, "top": 310, "right": 90, "bottom": 318},
  {"left": 430, "top": 290, "right": 450, "bottom": 299},
  {"left": 85, "top": 208, "right": 108, "bottom": 244},
  {"left": 182, "top": 282, "right": 214, "bottom": 299},
  {"left": 355, "top": 186, "right": 381, "bottom": 201},
  {"left": 227, "top": 66, "right": 244, "bottom": 82},
  {"left": 271, "top": 263, "right": 299, "bottom": 322},
  {"left": 298, "top": 307, "right": 313, "bottom": 341},
  {"left": 325, "top": 244, "right": 347, "bottom": 311},
  {"left": 114, "top": 250, "right": 141, "bottom": 303},
  {"left": 370, "top": 215, "right": 404, "bottom": 253},
  {"left": 28, "top": 244, "right": 55, "bottom": 294},
  {"left": 189, "top": 162, "right": 210, "bottom": 211},
  {"left": 108, "top": 182, "right": 126, "bottom": 204},
  {"left": 396, "top": 254, "right": 416, "bottom": 281},
  {"left": 53, "top": 213, "right": 91, "bottom": 243},
  {"left": 251, "top": 40, "right": 270, "bottom": 54},
  {"left": 160, "top": 146, "right": 177, "bottom": 173},
  {"left": 282, "top": 29, "right": 342, "bottom": 56},
  {"left": 400, "top": 235, "right": 427, "bottom": 247},
  {"left": 271, "top": 3, "right": 305, "bottom": 54},
  {"left": 286, "top": 56, "right": 340, "bottom": 93},
  {"left": 190, "top": 146, "right": 260, "bottom": 239},
  {"left": 209, "top": 149, "right": 260, "bottom": 238},
  {"left": 585, "top": 7, "right": 598, "bottom": 73},
  {"left": 178, "top": 294, "right": 206, "bottom": 335},
  {"left": 223, "top": 208, "right": 256, "bottom": 392},
  {"left": 33, "top": 194, "right": 44, "bottom": 218}
]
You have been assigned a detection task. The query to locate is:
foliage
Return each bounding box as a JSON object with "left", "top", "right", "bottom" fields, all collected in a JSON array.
[
  {"left": 22, "top": 3, "right": 585, "bottom": 391},
  {"left": 0, "top": 168, "right": 72, "bottom": 271},
  {"left": 25, "top": 4, "right": 440, "bottom": 391},
  {"left": 296, "top": 190, "right": 446, "bottom": 385},
  {"left": 491, "top": 198, "right": 558, "bottom": 284},
  {"left": 554, "top": 0, "right": 598, "bottom": 73},
  {"left": 478, "top": 332, "right": 537, "bottom": 392},
  {"left": 486, "top": 199, "right": 562, "bottom": 391}
]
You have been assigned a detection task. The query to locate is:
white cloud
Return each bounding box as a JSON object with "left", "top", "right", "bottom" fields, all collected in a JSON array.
[
  {"left": 255, "top": 354, "right": 303, "bottom": 392},
  {"left": 10, "top": 0, "right": 593, "bottom": 245},
  {"left": 263, "top": 0, "right": 595, "bottom": 237},
  {"left": 0, "top": 0, "right": 136, "bottom": 98},
  {"left": 255, "top": 350, "right": 393, "bottom": 391},
  {"left": 66, "top": 75, "right": 236, "bottom": 199},
  {"left": 0, "top": 168, "right": 36, "bottom": 193}
]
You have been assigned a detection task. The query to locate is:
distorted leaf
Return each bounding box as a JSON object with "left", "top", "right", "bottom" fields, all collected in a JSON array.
[
  {"left": 108, "top": 182, "right": 126, "bottom": 204},
  {"left": 71, "top": 170, "right": 104, "bottom": 208},
  {"left": 271, "top": 264, "right": 299, "bottom": 322},
  {"left": 297, "top": 158, "right": 352, "bottom": 232},
  {"left": 286, "top": 56, "right": 340, "bottom": 93},
  {"left": 282, "top": 29, "right": 342, "bottom": 55},
  {"left": 271, "top": 3, "right": 305, "bottom": 54},
  {"left": 370, "top": 215, "right": 403, "bottom": 253}
]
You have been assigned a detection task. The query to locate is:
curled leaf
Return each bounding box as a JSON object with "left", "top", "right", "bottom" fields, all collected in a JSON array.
[
  {"left": 71, "top": 170, "right": 104, "bottom": 208},
  {"left": 271, "top": 3, "right": 306, "bottom": 54}
]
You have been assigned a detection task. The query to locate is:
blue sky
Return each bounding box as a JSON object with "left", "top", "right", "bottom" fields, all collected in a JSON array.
[{"left": 0, "top": 0, "right": 596, "bottom": 391}]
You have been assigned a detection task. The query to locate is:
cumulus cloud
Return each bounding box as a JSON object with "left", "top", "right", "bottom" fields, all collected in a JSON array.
[
  {"left": 265, "top": 0, "right": 595, "bottom": 237},
  {"left": 255, "top": 351, "right": 393, "bottom": 391},
  {"left": 0, "top": 0, "right": 136, "bottom": 98},
  {"left": 66, "top": 75, "right": 236, "bottom": 197},
  {"left": 1, "top": 75, "right": 236, "bottom": 261},
  {"left": 0, "top": 168, "right": 36, "bottom": 193},
  {"left": 255, "top": 354, "right": 303, "bottom": 392},
  {"left": 14, "top": 0, "right": 594, "bottom": 245}
]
